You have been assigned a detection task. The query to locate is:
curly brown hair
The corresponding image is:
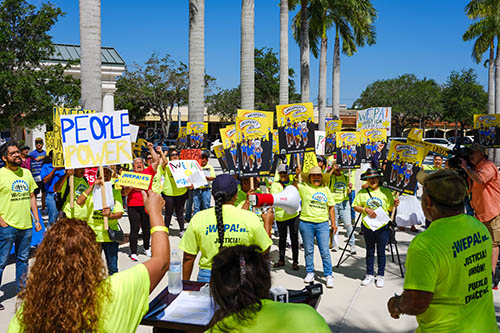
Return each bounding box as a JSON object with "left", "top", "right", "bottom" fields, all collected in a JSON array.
[{"left": 17, "top": 218, "right": 110, "bottom": 332}]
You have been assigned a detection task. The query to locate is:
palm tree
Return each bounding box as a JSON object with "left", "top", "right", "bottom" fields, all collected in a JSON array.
[
  {"left": 280, "top": 0, "right": 289, "bottom": 105},
  {"left": 189, "top": 0, "right": 205, "bottom": 121},
  {"left": 290, "top": 0, "right": 311, "bottom": 103},
  {"left": 241, "top": 0, "right": 255, "bottom": 109},
  {"left": 79, "top": 0, "right": 102, "bottom": 112}
]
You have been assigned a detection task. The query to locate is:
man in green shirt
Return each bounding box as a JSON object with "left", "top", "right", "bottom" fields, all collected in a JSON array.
[{"left": 387, "top": 169, "right": 497, "bottom": 332}]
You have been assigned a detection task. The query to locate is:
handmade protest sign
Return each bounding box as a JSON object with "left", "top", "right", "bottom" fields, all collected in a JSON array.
[
  {"left": 59, "top": 110, "right": 133, "bottom": 169},
  {"left": 92, "top": 182, "right": 115, "bottom": 210},
  {"left": 213, "top": 144, "right": 228, "bottom": 172},
  {"left": 382, "top": 140, "right": 425, "bottom": 195},
  {"left": 220, "top": 125, "right": 238, "bottom": 174},
  {"left": 360, "top": 129, "right": 387, "bottom": 163},
  {"left": 117, "top": 171, "right": 152, "bottom": 190},
  {"left": 315, "top": 130, "right": 326, "bottom": 156},
  {"left": 276, "top": 102, "right": 315, "bottom": 155},
  {"left": 180, "top": 149, "right": 202, "bottom": 166},
  {"left": 325, "top": 120, "right": 342, "bottom": 156},
  {"left": 168, "top": 160, "right": 207, "bottom": 189},
  {"left": 177, "top": 126, "right": 188, "bottom": 150},
  {"left": 473, "top": 114, "right": 500, "bottom": 147},
  {"left": 356, "top": 107, "right": 391, "bottom": 136},
  {"left": 302, "top": 151, "right": 319, "bottom": 173},
  {"left": 45, "top": 131, "right": 55, "bottom": 154},
  {"left": 187, "top": 122, "right": 208, "bottom": 149},
  {"left": 336, "top": 132, "right": 362, "bottom": 169}
]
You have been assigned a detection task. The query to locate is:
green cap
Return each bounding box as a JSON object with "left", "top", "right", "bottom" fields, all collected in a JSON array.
[{"left": 422, "top": 169, "right": 466, "bottom": 206}]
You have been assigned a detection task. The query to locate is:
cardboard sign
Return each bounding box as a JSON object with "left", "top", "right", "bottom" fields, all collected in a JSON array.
[
  {"left": 59, "top": 110, "right": 133, "bottom": 168},
  {"left": 177, "top": 126, "right": 188, "bottom": 150},
  {"left": 220, "top": 125, "right": 238, "bottom": 174},
  {"left": 45, "top": 131, "right": 55, "bottom": 154},
  {"left": 117, "top": 171, "right": 152, "bottom": 190},
  {"left": 336, "top": 132, "right": 362, "bottom": 169},
  {"left": 92, "top": 182, "right": 115, "bottom": 210},
  {"left": 236, "top": 115, "right": 273, "bottom": 177},
  {"left": 276, "top": 102, "right": 315, "bottom": 155},
  {"left": 213, "top": 144, "right": 228, "bottom": 172},
  {"left": 168, "top": 160, "right": 207, "bottom": 189},
  {"left": 85, "top": 167, "right": 98, "bottom": 186},
  {"left": 325, "top": 120, "right": 342, "bottom": 156},
  {"left": 187, "top": 122, "right": 208, "bottom": 149},
  {"left": 356, "top": 107, "right": 391, "bottom": 136},
  {"left": 473, "top": 114, "right": 500, "bottom": 147},
  {"left": 302, "top": 151, "right": 319, "bottom": 173},
  {"left": 360, "top": 129, "right": 387, "bottom": 163},
  {"left": 315, "top": 130, "right": 326, "bottom": 156},
  {"left": 180, "top": 149, "right": 202, "bottom": 165}
]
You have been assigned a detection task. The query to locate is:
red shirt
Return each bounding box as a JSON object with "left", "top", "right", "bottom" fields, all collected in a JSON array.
[
  {"left": 127, "top": 165, "right": 156, "bottom": 207},
  {"left": 471, "top": 159, "right": 500, "bottom": 222}
]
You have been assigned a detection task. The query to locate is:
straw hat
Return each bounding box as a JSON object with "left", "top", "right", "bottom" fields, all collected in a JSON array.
[{"left": 302, "top": 166, "right": 330, "bottom": 186}]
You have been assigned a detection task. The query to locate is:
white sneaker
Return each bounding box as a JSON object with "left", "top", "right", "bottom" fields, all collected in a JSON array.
[
  {"left": 304, "top": 272, "right": 315, "bottom": 283},
  {"left": 130, "top": 254, "right": 138, "bottom": 262},
  {"left": 145, "top": 249, "right": 152, "bottom": 257},
  {"left": 349, "top": 245, "right": 357, "bottom": 255},
  {"left": 361, "top": 274, "right": 374, "bottom": 286},
  {"left": 375, "top": 275, "right": 384, "bottom": 288},
  {"left": 326, "top": 275, "right": 334, "bottom": 288}
]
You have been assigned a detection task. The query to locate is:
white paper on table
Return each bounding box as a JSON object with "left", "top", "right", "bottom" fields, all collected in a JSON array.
[
  {"left": 363, "top": 207, "right": 391, "bottom": 230},
  {"left": 158, "top": 291, "right": 215, "bottom": 325},
  {"left": 188, "top": 170, "right": 208, "bottom": 189},
  {"left": 92, "top": 182, "right": 115, "bottom": 210}
]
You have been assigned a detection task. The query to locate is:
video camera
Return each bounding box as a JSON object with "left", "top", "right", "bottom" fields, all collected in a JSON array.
[{"left": 447, "top": 144, "right": 472, "bottom": 170}]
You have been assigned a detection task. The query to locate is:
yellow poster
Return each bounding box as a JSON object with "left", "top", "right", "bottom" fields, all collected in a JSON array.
[
  {"left": 360, "top": 128, "right": 387, "bottom": 162},
  {"left": 325, "top": 120, "right": 342, "bottom": 156},
  {"left": 236, "top": 115, "right": 273, "bottom": 176},
  {"left": 335, "top": 132, "right": 361, "bottom": 169},
  {"left": 276, "top": 102, "right": 315, "bottom": 154},
  {"left": 177, "top": 126, "right": 188, "bottom": 150},
  {"left": 186, "top": 122, "right": 208, "bottom": 149},
  {"left": 473, "top": 114, "right": 500, "bottom": 147},
  {"left": 132, "top": 138, "right": 148, "bottom": 158},
  {"left": 302, "top": 151, "right": 319, "bottom": 174},
  {"left": 117, "top": 171, "right": 152, "bottom": 190},
  {"left": 407, "top": 128, "right": 424, "bottom": 142},
  {"left": 272, "top": 130, "right": 279, "bottom": 154},
  {"left": 45, "top": 131, "right": 55, "bottom": 154},
  {"left": 219, "top": 125, "right": 238, "bottom": 172}
]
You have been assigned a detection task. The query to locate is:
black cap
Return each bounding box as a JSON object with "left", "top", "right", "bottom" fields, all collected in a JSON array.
[
  {"left": 212, "top": 174, "right": 239, "bottom": 197},
  {"left": 20, "top": 145, "right": 30, "bottom": 151},
  {"left": 360, "top": 168, "right": 382, "bottom": 180}
]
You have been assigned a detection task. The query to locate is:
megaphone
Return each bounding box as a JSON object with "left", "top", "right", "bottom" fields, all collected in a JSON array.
[{"left": 249, "top": 185, "right": 301, "bottom": 215}]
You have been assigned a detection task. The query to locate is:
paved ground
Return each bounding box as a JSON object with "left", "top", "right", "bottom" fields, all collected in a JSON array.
[{"left": 1, "top": 161, "right": 500, "bottom": 332}]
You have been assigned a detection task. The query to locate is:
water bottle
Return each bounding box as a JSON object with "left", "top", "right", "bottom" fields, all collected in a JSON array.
[{"left": 169, "top": 250, "right": 183, "bottom": 294}]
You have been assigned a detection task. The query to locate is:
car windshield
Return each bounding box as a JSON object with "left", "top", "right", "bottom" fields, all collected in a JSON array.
[{"left": 425, "top": 138, "right": 448, "bottom": 144}]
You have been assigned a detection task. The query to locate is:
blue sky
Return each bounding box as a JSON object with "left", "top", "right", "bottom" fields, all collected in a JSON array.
[{"left": 41, "top": 0, "right": 486, "bottom": 108}]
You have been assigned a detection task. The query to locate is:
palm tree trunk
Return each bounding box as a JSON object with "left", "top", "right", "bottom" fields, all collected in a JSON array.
[
  {"left": 189, "top": 0, "right": 205, "bottom": 122},
  {"left": 241, "top": 0, "right": 255, "bottom": 110},
  {"left": 332, "top": 29, "right": 340, "bottom": 120},
  {"left": 300, "top": 0, "right": 310, "bottom": 103},
  {"left": 318, "top": 29, "right": 327, "bottom": 131},
  {"left": 79, "top": 0, "right": 102, "bottom": 112},
  {"left": 489, "top": 43, "right": 495, "bottom": 115},
  {"left": 496, "top": 38, "right": 500, "bottom": 115},
  {"left": 279, "top": 0, "right": 289, "bottom": 105}
]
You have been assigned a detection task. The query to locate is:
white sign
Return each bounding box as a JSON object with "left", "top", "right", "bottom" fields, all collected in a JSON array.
[
  {"left": 92, "top": 182, "right": 115, "bottom": 210},
  {"left": 168, "top": 160, "right": 208, "bottom": 189},
  {"left": 315, "top": 130, "right": 326, "bottom": 155},
  {"left": 130, "top": 124, "right": 139, "bottom": 143},
  {"left": 356, "top": 107, "right": 392, "bottom": 136}
]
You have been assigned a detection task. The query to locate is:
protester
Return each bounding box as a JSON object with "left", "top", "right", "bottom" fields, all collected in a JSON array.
[
  {"left": 76, "top": 166, "right": 124, "bottom": 275},
  {"left": 271, "top": 164, "right": 299, "bottom": 270},
  {"left": 387, "top": 169, "right": 497, "bottom": 331},
  {"left": 295, "top": 165, "right": 336, "bottom": 288},
  {"left": 19, "top": 145, "right": 30, "bottom": 170},
  {"left": 317, "top": 155, "right": 327, "bottom": 172},
  {"left": 179, "top": 174, "right": 272, "bottom": 282},
  {"left": 192, "top": 150, "right": 215, "bottom": 216},
  {"left": 328, "top": 164, "right": 356, "bottom": 254},
  {"left": 460, "top": 143, "right": 500, "bottom": 281},
  {"left": 29, "top": 137, "right": 47, "bottom": 211},
  {"left": 121, "top": 142, "right": 159, "bottom": 261},
  {"left": 370, "top": 143, "right": 385, "bottom": 169},
  {"left": 40, "top": 152, "right": 65, "bottom": 226},
  {"left": 0, "top": 142, "right": 41, "bottom": 311},
  {"left": 208, "top": 245, "right": 330, "bottom": 332},
  {"left": 353, "top": 169, "right": 397, "bottom": 288},
  {"left": 54, "top": 168, "right": 90, "bottom": 220},
  {"left": 7, "top": 191, "right": 170, "bottom": 332},
  {"left": 423, "top": 155, "right": 443, "bottom": 172}
]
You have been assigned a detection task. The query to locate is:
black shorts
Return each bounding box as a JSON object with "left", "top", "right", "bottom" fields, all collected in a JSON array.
[{"left": 34, "top": 181, "right": 45, "bottom": 196}]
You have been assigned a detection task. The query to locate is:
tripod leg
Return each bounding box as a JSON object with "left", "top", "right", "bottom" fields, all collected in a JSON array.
[
  {"left": 394, "top": 240, "right": 405, "bottom": 278},
  {"left": 389, "top": 241, "right": 395, "bottom": 263},
  {"left": 336, "top": 213, "right": 362, "bottom": 268}
]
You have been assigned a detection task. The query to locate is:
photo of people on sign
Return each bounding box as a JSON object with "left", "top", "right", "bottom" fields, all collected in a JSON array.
[
  {"left": 325, "top": 120, "right": 342, "bottom": 156},
  {"left": 473, "top": 114, "right": 500, "bottom": 147},
  {"left": 335, "top": 132, "right": 362, "bottom": 169},
  {"left": 177, "top": 126, "right": 188, "bottom": 150},
  {"left": 236, "top": 115, "right": 273, "bottom": 177},
  {"left": 276, "top": 102, "right": 315, "bottom": 155},
  {"left": 220, "top": 125, "right": 238, "bottom": 174},
  {"left": 382, "top": 140, "right": 425, "bottom": 195},
  {"left": 360, "top": 129, "right": 387, "bottom": 163},
  {"left": 213, "top": 143, "right": 228, "bottom": 172},
  {"left": 187, "top": 122, "right": 208, "bottom": 149}
]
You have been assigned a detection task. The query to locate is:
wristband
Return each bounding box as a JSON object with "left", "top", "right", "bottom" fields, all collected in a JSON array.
[
  {"left": 151, "top": 226, "right": 169, "bottom": 235},
  {"left": 363, "top": 207, "right": 366, "bottom": 214},
  {"left": 82, "top": 192, "right": 88, "bottom": 198}
]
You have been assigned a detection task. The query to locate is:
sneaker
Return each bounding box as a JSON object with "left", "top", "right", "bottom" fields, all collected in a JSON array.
[
  {"left": 326, "top": 275, "right": 334, "bottom": 288},
  {"left": 375, "top": 275, "right": 384, "bottom": 288},
  {"left": 361, "top": 274, "right": 374, "bottom": 286},
  {"left": 349, "top": 245, "right": 357, "bottom": 255},
  {"left": 130, "top": 254, "right": 138, "bottom": 262},
  {"left": 304, "top": 272, "right": 315, "bottom": 283},
  {"left": 145, "top": 249, "right": 152, "bottom": 257},
  {"left": 0, "top": 303, "right": 4, "bottom": 311}
]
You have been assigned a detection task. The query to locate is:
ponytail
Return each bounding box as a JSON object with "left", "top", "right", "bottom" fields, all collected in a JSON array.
[{"left": 214, "top": 192, "right": 226, "bottom": 250}]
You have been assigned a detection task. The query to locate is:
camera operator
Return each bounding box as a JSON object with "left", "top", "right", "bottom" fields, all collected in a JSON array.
[
  {"left": 387, "top": 169, "right": 496, "bottom": 331},
  {"left": 459, "top": 143, "right": 500, "bottom": 279}
]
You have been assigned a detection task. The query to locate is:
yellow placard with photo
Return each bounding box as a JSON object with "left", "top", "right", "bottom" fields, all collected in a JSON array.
[{"left": 117, "top": 171, "right": 152, "bottom": 190}]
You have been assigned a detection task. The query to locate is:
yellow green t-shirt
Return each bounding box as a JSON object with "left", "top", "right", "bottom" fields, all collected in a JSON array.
[
  {"left": 0, "top": 167, "right": 37, "bottom": 230},
  {"left": 353, "top": 187, "right": 394, "bottom": 229},
  {"left": 8, "top": 263, "right": 150, "bottom": 333},
  {"left": 297, "top": 183, "right": 335, "bottom": 223},
  {"left": 60, "top": 176, "right": 91, "bottom": 221},
  {"left": 404, "top": 214, "right": 497, "bottom": 333},
  {"left": 423, "top": 164, "right": 442, "bottom": 172},
  {"left": 270, "top": 181, "right": 298, "bottom": 221},
  {"left": 329, "top": 172, "right": 350, "bottom": 203},
  {"left": 208, "top": 299, "right": 330, "bottom": 333},
  {"left": 157, "top": 164, "right": 187, "bottom": 197},
  {"left": 179, "top": 205, "right": 272, "bottom": 270},
  {"left": 87, "top": 187, "right": 125, "bottom": 243},
  {"left": 234, "top": 185, "right": 247, "bottom": 207}
]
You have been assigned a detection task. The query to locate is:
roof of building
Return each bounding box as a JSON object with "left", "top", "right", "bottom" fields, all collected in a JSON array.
[{"left": 44, "top": 43, "right": 125, "bottom": 66}]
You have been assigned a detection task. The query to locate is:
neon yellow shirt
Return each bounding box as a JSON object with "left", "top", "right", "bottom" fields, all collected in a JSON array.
[
  {"left": 234, "top": 185, "right": 247, "bottom": 207},
  {"left": 179, "top": 205, "right": 272, "bottom": 270},
  {"left": 297, "top": 183, "right": 334, "bottom": 223},
  {"left": 270, "top": 181, "right": 298, "bottom": 221},
  {"left": 353, "top": 187, "right": 394, "bottom": 229},
  {"left": 423, "top": 164, "right": 442, "bottom": 172},
  {"left": 87, "top": 187, "right": 124, "bottom": 243},
  {"left": 0, "top": 167, "right": 37, "bottom": 230},
  {"left": 209, "top": 299, "right": 330, "bottom": 333},
  {"left": 8, "top": 264, "right": 150, "bottom": 333},
  {"left": 160, "top": 164, "right": 187, "bottom": 196},
  {"left": 404, "top": 214, "right": 497, "bottom": 332},
  {"left": 329, "top": 172, "right": 350, "bottom": 203},
  {"left": 61, "top": 176, "right": 90, "bottom": 220}
]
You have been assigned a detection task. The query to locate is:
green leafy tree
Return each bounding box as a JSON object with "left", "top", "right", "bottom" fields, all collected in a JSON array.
[{"left": 0, "top": 0, "right": 80, "bottom": 140}]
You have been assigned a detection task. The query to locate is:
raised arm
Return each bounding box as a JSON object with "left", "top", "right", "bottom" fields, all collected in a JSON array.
[{"left": 148, "top": 142, "right": 160, "bottom": 172}]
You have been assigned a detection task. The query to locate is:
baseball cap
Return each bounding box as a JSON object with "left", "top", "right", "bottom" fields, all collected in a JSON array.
[
  {"left": 277, "top": 164, "right": 288, "bottom": 173},
  {"left": 422, "top": 169, "right": 466, "bottom": 206},
  {"left": 20, "top": 145, "right": 30, "bottom": 151},
  {"left": 212, "top": 174, "right": 239, "bottom": 197}
]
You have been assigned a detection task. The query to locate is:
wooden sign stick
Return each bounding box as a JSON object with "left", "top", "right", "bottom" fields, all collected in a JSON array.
[
  {"left": 297, "top": 154, "right": 302, "bottom": 182},
  {"left": 99, "top": 165, "right": 109, "bottom": 230},
  {"left": 69, "top": 174, "right": 74, "bottom": 209}
]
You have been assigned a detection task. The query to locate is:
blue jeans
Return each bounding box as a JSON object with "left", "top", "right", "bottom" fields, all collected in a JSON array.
[
  {"left": 0, "top": 225, "right": 32, "bottom": 292},
  {"left": 197, "top": 268, "right": 211, "bottom": 282},
  {"left": 101, "top": 242, "right": 119, "bottom": 275},
  {"left": 193, "top": 188, "right": 211, "bottom": 217},
  {"left": 299, "top": 221, "right": 332, "bottom": 276},
  {"left": 362, "top": 224, "right": 389, "bottom": 276},
  {"left": 332, "top": 200, "right": 355, "bottom": 247},
  {"left": 348, "top": 191, "right": 356, "bottom": 221},
  {"left": 45, "top": 192, "right": 59, "bottom": 226}
]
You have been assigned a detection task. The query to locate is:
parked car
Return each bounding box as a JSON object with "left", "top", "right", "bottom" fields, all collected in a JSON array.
[
  {"left": 448, "top": 136, "right": 474, "bottom": 146},
  {"left": 422, "top": 137, "right": 454, "bottom": 150}
]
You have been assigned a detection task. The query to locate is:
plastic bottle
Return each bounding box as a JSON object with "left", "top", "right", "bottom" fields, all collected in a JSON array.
[{"left": 169, "top": 250, "right": 183, "bottom": 294}]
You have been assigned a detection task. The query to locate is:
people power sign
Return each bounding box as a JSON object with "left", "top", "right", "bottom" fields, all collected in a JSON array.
[
  {"left": 117, "top": 171, "right": 152, "bottom": 190},
  {"left": 168, "top": 160, "right": 208, "bottom": 189},
  {"left": 276, "top": 102, "right": 315, "bottom": 155},
  {"left": 356, "top": 107, "right": 391, "bottom": 136},
  {"left": 59, "top": 110, "right": 133, "bottom": 168}
]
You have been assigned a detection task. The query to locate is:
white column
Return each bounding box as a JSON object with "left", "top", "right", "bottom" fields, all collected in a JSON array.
[{"left": 102, "top": 92, "right": 114, "bottom": 112}]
